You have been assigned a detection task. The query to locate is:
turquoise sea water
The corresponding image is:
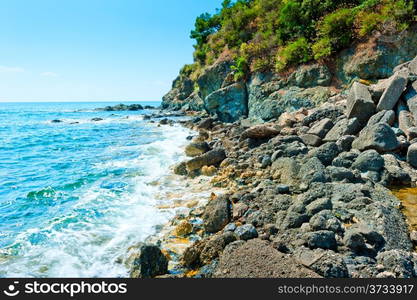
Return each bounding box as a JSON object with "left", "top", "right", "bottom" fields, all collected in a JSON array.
[{"left": 0, "top": 102, "right": 191, "bottom": 277}]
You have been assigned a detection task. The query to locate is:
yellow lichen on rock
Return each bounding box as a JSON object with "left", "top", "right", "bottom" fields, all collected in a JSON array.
[{"left": 173, "top": 220, "right": 193, "bottom": 237}]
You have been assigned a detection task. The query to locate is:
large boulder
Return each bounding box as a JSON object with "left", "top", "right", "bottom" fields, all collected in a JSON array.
[
  {"left": 130, "top": 244, "right": 168, "bottom": 278},
  {"left": 308, "top": 118, "right": 334, "bottom": 138},
  {"left": 287, "top": 64, "right": 332, "bottom": 88},
  {"left": 352, "top": 150, "right": 385, "bottom": 173},
  {"left": 186, "top": 148, "right": 226, "bottom": 172},
  {"left": 205, "top": 82, "right": 248, "bottom": 122},
  {"left": 202, "top": 194, "right": 231, "bottom": 233},
  {"left": 377, "top": 71, "right": 408, "bottom": 111},
  {"left": 346, "top": 82, "right": 375, "bottom": 126},
  {"left": 404, "top": 81, "right": 417, "bottom": 122},
  {"left": 352, "top": 123, "right": 399, "bottom": 153},
  {"left": 367, "top": 110, "right": 395, "bottom": 127}
]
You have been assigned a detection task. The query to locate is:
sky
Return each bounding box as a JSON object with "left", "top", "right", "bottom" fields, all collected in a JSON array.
[{"left": 0, "top": 0, "right": 222, "bottom": 102}]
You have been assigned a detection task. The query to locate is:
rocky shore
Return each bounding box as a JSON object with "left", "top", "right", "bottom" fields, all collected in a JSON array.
[{"left": 124, "top": 54, "right": 417, "bottom": 279}]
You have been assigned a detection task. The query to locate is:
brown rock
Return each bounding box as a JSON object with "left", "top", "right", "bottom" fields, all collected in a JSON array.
[
  {"left": 241, "top": 125, "right": 280, "bottom": 140},
  {"left": 186, "top": 148, "right": 226, "bottom": 172}
]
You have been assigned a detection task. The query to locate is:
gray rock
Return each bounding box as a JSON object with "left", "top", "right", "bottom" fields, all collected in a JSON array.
[
  {"left": 308, "top": 118, "right": 334, "bottom": 138},
  {"left": 205, "top": 82, "right": 248, "bottom": 122},
  {"left": 300, "top": 134, "right": 322, "bottom": 147},
  {"left": 241, "top": 125, "right": 280, "bottom": 140},
  {"left": 303, "top": 107, "right": 344, "bottom": 127},
  {"left": 276, "top": 184, "right": 290, "bottom": 194},
  {"left": 352, "top": 150, "right": 385, "bottom": 172},
  {"left": 367, "top": 110, "right": 395, "bottom": 127},
  {"left": 343, "top": 229, "right": 366, "bottom": 253},
  {"left": 203, "top": 194, "right": 231, "bottom": 233},
  {"left": 309, "top": 210, "right": 343, "bottom": 233},
  {"left": 130, "top": 244, "right": 168, "bottom": 278},
  {"left": 327, "top": 166, "right": 356, "bottom": 182},
  {"left": 173, "top": 162, "right": 188, "bottom": 176},
  {"left": 346, "top": 82, "right": 375, "bottom": 126},
  {"left": 299, "top": 157, "right": 328, "bottom": 184},
  {"left": 377, "top": 72, "right": 408, "bottom": 111},
  {"left": 352, "top": 123, "right": 399, "bottom": 153},
  {"left": 224, "top": 223, "right": 237, "bottom": 232},
  {"left": 235, "top": 224, "right": 258, "bottom": 241},
  {"left": 306, "top": 198, "right": 332, "bottom": 217},
  {"left": 405, "top": 81, "right": 417, "bottom": 121},
  {"left": 324, "top": 118, "right": 361, "bottom": 142},
  {"left": 305, "top": 230, "right": 337, "bottom": 250},
  {"left": 381, "top": 154, "right": 412, "bottom": 186},
  {"left": 197, "top": 60, "right": 233, "bottom": 99},
  {"left": 288, "top": 64, "right": 332, "bottom": 88},
  {"left": 377, "top": 250, "right": 416, "bottom": 278},
  {"left": 308, "top": 142, "right": 340, "bottom": 166},
  {"left": 407, "top": 143, "right": 417, "bottom": 168},
  {"left": 336, "top": 135, "right": 356, "bottom": 152}
]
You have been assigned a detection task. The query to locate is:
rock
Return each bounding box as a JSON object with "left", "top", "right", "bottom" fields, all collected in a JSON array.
[
  {"left": 51, "top": 119, "right": 63, "bottom": 123},
  {"left": 235, "top": 224, "right": 258, "bottom": 241},
  {"left": 201, "top": 165, "right": 217, "bottom": 176},
  {"left": 205, "top": 82, "right": 248, "bottom": 122},
  {"left": 232, "top": 203, "right": 249, "bottom": 219},
  {"left": 200, "top": 232, "right": 237, "bottom": 265},
  {"left": 186, "top": 148, "right": 226, "bottom": 172},
  {"left": 343, "top": 230, "right": 366, "bottom": 253},
  {"left": 381, "top": 154, "right": 412, "bottom": 186},
  {"left": 410, "top": 231, "right": 417, "bottom": 245},
  {"left": 309, "top": 210, "right": 343, "bottom": 233},
  {"left": 130, "top": 244, "right": 168, "bottom": 278},
  {"left": 308, "top": 118, "right": 334, "bottom": 138},
  {"left": 241, "top": 125, "right": 280, "bottom": 140},
  {"left": 398, "top": 109, "right": 415, "bottom": 139},
  {"left": 308, "top": 142, "right": 340, "bottom": 166},
  {"left": 299, "top": 157, "right": 327, "bottom": 184},
  {"left": 294, "top": 247, "right": 349, "bottom": 278},
  {"left": 346, "top": 82, "right": 375, "bottom": 125},
  {"left": 288, "top": 64, "right": 332, "bottom": 88},
  {"left": 336, "top": 135, "right": 356, "bottom": 152},
  {"left": 324, "top": 118, "right": 361, "bottom": 142},
  {"left": 352, "top": 150, "right": 385, "bottom": 172},
  {"left": 185, "top": 142, "right": 211, "bottom": 157},
  {"left": 173, "top": 162, "right": 188, "bottom": 176},
  {"left": 213, "top": 239, "right": 321, "bottom": 278},
  {"left": 91, "top": 117, "right": 103, "bottom": 122},
  {"left": 352, "top": 123, "right": 399, "bottom": 153},
  {"left": 306, "top": 198, "right": 332, "bottom": 217},
  {"left": 272, "top": 157, "right": 300, "bottom": 185},
  {"left": 224, "top": 223, "right": 237, "bottom": 232},
  {"left": 407, "top": 143, "right": 417, "bottom": 168},
  {"left": 173, "top": 220, "right": 193, "bottom": 237},
  {"left": 300, "top": 134, "right": 322, "bottom": 147},
  {"left": 276, "top": 184, "right": 290, "bottom": 194},
  {"left": 377, "top": 72, "right": 408, "bottom": 111},
  {"left": 305, "top": 230, "right": 337, "bottom": 250},
  {"left": 377, "top": 250, "right": 415, "bottom": 278},
  {"left": 367, "top": 110, "right": 395, "bottom": 127},
  {"left": 197, "top": 118, "right": 215, "bottom": 130},
  {"left": 197, "top": 60, "right": 233, "bottom": 100},
  {"left": 303, "top": 107, "right": 344, "bottom": 127},
  {"left": 203, "top": 194, "right": 231, "bottom": 233},
  {"left": 405, "top": 81, "right": 417, "bottom": 121},
  {"left": 327, "top": 166, "right": 356, "bottom": 182}
]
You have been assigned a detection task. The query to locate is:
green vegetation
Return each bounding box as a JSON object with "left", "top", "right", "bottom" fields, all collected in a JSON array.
[{"left": 187, "top": 0, "right": 417, "bottom": 78}]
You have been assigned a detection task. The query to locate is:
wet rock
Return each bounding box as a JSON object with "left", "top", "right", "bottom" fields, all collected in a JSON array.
[
  {"left": 324, "top": 118, "right": 360, "bottom": 142},
  {"left": 130, "top": 244, "right": 168, "bottom": 278},
  {"left": 174, "top": 161, "right": 188, "bottom": 176},
  {"left": 381, "top": 154, "right": 412, "bottom": 186},
  {"left": 91, "top": 117, "right": 103, "bottom": 122},
  {"left": 352, "top": 123, "right": 399, "bottom": 153},
  {"left": 173, "top": 220, "right": 193, "bottom": 237},
  {"left": 51, "top": 119, "right": 63, "bottom": 123},
  {"left": 241, "top": 124, "right": 280, "bottom": 140},
  {"left": 346, "top": 82, "right": 375, "bottom": 126},
  {"left": 235, "top": 224, "right": 258, "bottom": 241},
  {"left": 186, "top": 148, "right": 226, "bottom": 172},
  {"left": 352, "top": 150, "right": 384, "bottom": 172},
  {"left": 377, "top": 71, "right": 408, "bottom": 111},
  {"left": 308, "top": 118, "right": 334, "bottom": 138},
  {"left": 185, "top": 142, "right": 211, "bottom": 157},
  {"left": 305, "top": 230, "right": 337, "bottom": 250},
  {"left": 213, "top": 239, "right": 321, "bottom": 278},
  {"left": 203, "top": 194, "right": 231, "bottom": 233}
]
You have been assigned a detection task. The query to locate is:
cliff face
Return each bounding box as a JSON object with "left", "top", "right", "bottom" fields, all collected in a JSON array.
[{"left": 162, "top": 25, "right": 417, "bottom": 123}]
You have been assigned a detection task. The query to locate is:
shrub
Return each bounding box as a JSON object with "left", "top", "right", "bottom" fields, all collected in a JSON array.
[{"left": 276, "top": 37, "right": 312, "bottom": 72}]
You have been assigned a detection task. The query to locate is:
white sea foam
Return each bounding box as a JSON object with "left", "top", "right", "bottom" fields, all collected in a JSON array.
[{"left": 0, "top": 123, "right": 193, "bottom": 278}]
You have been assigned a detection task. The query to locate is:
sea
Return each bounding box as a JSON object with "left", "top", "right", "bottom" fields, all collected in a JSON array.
[{"left": 0, "top": 101, "right": 192, "bottom": 277}]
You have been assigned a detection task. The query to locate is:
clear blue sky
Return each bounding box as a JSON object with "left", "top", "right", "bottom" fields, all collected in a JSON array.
[{"left": 0, "top": 0, "right": 222, "bottom": 102}]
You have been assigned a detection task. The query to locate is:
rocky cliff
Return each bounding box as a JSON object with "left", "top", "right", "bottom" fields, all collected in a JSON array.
[{"left": 162, "top": 25, "right": 417, "bottom": 124}]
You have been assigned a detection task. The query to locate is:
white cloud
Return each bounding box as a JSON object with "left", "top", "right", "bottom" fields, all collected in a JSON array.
[
  {"left": 0, "top": 65, "right": 25, "bottom": 73},
  {"left": 40, "top": 71, "right": 59, "bottom": 77}
]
